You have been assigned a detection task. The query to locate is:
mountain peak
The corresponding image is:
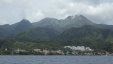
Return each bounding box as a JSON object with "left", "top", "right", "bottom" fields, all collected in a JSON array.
[
  {"left": 12, "top": 19, "right": 32, "bottom": 28},
  {"left": 66, "top": 15, "right": 87, "bottom": 20},
  {"left": 20, "top": 19, "right": 31, "bottom": 23},
  {"left": 12, "top": 19, "right": 31, "bottom": 26},
  {"left": 64, "top": 15, "right": 95, "bottom": 28},
  {"left": 40, "top": 17, "right": 58, "bottom": 22}
]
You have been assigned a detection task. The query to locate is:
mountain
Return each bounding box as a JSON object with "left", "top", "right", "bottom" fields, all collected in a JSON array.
[
  {"left": 33, "top": 15, "right": 95, "bottom": 31},
  {"left": 11, "top": 19, "right": 32, "bottom": 34},
  {"left": 33, "top": 18, "right": 62, "bottom": 31},
  {"left": 0, "top": 19, "right": 32, "bottom": 39},
  {"left": 62, "top": 15, "right": 95, "bottom": 28},
  {"left": 14, "top": 15, "right": 96, "bottom": 41},
  {"left": 0, "top": 14, "right": 113, "bottom": 41}
]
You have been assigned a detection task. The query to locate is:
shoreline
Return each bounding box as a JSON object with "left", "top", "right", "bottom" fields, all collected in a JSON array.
[{"left": 0, "top": 54, "right": 113, "bottom": 56}]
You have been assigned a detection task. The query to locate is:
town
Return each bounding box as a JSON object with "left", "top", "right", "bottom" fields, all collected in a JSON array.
[{"left": 0, "top": 46, "right": 112, "bottom": 56}]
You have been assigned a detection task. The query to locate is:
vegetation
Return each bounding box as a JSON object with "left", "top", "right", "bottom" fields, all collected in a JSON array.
[{"left": 0, "top": 15, "right": 113, "bottom": 55}]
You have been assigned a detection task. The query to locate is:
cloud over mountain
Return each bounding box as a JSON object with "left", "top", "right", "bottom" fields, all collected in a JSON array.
[{"left": 0, "top": 0, "right": 113, "bottom": 25}]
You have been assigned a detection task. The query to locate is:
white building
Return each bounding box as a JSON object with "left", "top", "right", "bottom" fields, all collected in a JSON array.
[
  {"left": 64, "top": 46, "right": 93, "bottom": 51},
  {"left": 14, "top": 48, "right": 27, "bottom": 53},
  {"left": 33, "top": 49, "right": 42, "bottom": 52}
]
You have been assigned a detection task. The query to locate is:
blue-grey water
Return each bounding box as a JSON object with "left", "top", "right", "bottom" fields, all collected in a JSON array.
[{"left": 0, "top": 55, "right": 113, "bottom": 64}]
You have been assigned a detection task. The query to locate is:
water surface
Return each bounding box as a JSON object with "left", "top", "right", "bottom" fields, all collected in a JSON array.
[{"left": 0, "top": 55, "right": 112, "bottom": 64}]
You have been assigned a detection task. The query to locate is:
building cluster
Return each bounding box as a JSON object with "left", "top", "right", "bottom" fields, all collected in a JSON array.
[
  {"left": 1, "top": 46, "right": 112, "bottom": 55},
  {"left": 14, "top": 48, "right": 64, "bottom": 55},
  {"left": 33, "top": 48, "right": 64, "bottom": 55},
  {"left": 13, "top": 46, "right": 93, "bottom": 55},
  {"left": 64, "top": 46, "right": 93, "bottom": 51}
]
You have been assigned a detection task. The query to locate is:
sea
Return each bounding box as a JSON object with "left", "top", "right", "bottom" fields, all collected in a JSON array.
[{"left": 0, "top": 55, "right": 113, "bottom": 64}]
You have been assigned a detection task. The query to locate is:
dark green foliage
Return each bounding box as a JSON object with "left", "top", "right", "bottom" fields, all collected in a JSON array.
[{"left": 16, "top": 27, "right": 59, "bottom": 41}]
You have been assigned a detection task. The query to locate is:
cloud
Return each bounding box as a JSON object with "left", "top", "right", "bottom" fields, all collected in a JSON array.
[
  {"left": 71, "top": 0, "right": 100, "bottom": 5},
  {"left": 0, "top": 0, "right": 113, "bottom": 25},
  {"left": 85, "top": 3, "right": 113, "bottom": 24}
]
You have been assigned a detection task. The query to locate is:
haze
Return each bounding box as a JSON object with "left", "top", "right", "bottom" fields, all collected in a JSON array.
[{"left": 0, "top": 0, "right": 113, "bottom": 25}]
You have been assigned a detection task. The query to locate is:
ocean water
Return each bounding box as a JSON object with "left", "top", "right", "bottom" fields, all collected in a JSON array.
[{"left": 0, "top": 55, "right": 113, "bottom": 64}]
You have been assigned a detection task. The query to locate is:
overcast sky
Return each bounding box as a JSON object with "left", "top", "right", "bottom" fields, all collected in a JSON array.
[{"left": 0, "top": 0, "right": 113, "bottom": 25}]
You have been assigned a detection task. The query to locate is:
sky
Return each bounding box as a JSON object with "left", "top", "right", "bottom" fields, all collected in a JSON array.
[{"left": 0, "top": 0, "right": 113, "bottom": 25}]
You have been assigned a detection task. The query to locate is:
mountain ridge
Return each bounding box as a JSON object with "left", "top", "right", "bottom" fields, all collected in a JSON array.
[{"left": 0, "top": 15, "right": 113, "bottom": 40}]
